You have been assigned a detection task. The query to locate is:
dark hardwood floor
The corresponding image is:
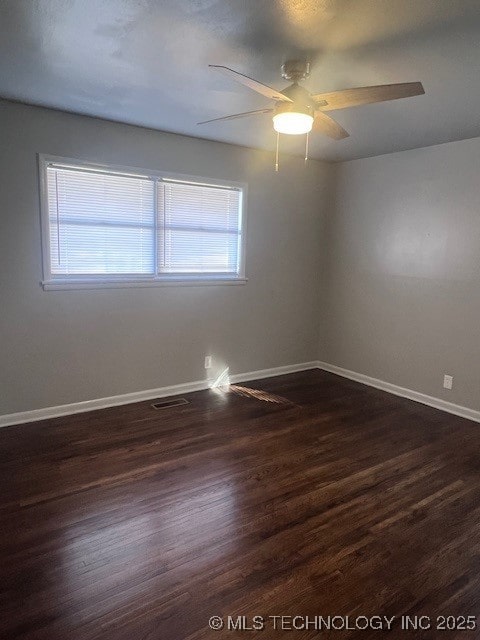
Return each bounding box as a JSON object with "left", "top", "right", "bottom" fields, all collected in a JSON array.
[{"left": 1, "top": 369, "right": 480, "bottom": 639}]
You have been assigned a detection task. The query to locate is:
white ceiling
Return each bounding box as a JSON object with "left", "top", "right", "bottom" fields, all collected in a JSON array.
[{"left": 1, "top": 0, "right": 480, "bottom": 161}]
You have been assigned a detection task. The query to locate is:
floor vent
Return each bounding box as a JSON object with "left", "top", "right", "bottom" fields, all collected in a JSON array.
[{"left": 151, "top": 397, "right": 189, "bottom": 410}]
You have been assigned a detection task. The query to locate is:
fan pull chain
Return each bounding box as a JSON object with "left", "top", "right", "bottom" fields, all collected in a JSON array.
[
  {"left": 305, "top": 132, "right": 309, "bottom": 166},
  {"left": 275, "top": 131, "right": 279, "bottom": 172}
]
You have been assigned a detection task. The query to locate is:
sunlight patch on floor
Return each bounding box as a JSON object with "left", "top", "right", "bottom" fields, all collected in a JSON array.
[{"left": 227, "top": 385, "right": 293, "bottom": 405}]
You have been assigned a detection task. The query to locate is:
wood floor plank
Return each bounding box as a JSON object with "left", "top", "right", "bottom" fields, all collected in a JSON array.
[{"left": 1, "top": 369, "right": 479, "bottom": 639}]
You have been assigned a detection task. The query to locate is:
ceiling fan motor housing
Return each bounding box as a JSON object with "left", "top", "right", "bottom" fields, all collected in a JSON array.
[
  {"left": 281, "top": 60, "right": 310, "bottom": 82},
  {"left": 274, "top": 83, "right": 316, "bottom": 119}
]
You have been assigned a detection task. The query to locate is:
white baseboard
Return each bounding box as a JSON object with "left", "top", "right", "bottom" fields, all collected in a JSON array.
[
  {"left": 0, "top": 361, "right": 318, "bottom": 428},
  {"left": 3, "top": 359, "right": 478, "bottom": 429},
  {"left": 317, "top": 361, "right": 480, "bottom": 424},
  {"left": 229, "top": 361, "right": 317, "bottom": 384}
]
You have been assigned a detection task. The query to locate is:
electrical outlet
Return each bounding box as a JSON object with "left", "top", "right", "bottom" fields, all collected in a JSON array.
[
  {"left": 443, "top": 374, "right": 453, "bottom": 390},
  {"left": 204, "top": 356, "right": 212, "bottom": 369}
]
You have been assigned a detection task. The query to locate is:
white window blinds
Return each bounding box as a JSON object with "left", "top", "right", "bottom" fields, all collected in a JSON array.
[
  {"left": 160, "top": 181, "right": 241, "bottom": 274},
  {"left": 47, "top": 166, "right": 155, "bottom": 275},
  {"left": 42, "top": 160, "right": 244, "bottom": 286}
]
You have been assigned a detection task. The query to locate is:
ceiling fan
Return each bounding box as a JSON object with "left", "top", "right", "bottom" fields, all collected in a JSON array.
[{"left": 199, "top": 60, "right": 424, "bottom": 141}]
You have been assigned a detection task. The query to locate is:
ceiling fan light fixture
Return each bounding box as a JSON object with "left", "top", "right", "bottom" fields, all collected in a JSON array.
[
  {"left": 272, "top": 111, "right": 313, "bottom": 135},
  {"left": 204, "top": 63, "right": 424, "bottom": 146}
]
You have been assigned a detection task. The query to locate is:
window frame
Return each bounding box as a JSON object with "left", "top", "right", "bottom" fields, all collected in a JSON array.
[{"left": 38, "top": 154, "right": 247, "bottom": 290}]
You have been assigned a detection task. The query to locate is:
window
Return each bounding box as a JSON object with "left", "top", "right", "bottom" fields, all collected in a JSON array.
[{"left": 39, "top": 156, "right": 246, "bottom": 289}]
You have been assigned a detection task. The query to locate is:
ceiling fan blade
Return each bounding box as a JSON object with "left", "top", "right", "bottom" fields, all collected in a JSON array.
[
  {"left": 209, "top": 65, "right": 293, "bottom": 102},
  {"left": 313, "top": 82, "right": 425, "bottom": 111},
  {"left": 313, "top": 112, "right": 349, "bottom": 140},
  {"left": 197, "top": 108, "right": 273, "bottom": 125}
]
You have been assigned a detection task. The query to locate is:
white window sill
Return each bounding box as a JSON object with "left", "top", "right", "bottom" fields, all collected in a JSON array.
[{"left": 42, "top": 277, "right": 248, "bottom": 291}]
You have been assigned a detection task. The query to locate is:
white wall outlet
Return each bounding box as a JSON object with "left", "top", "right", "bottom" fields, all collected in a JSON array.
[
  {"left": 204, "top": 355, "right": 212, "bottom": 369},
  {"left": 443, "top": 374, "right": 453, "bottom": 390}
]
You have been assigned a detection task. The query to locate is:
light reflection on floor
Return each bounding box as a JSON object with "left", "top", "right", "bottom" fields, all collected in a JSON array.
[
  {"left": 60, "top": 482, "right": 238, "bottom": 612},
  {"left": 227, "top": 385, "right": 293, "bottom": 405},
  {"left": 210, "top": 379, "right": 294, "bottom": 406},
  {"left": 208, "top": 365, "right": 293, "bottom": 405}
]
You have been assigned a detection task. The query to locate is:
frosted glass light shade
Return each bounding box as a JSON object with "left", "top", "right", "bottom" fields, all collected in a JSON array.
[{"left": 273, "top": 112, "right": 313, "bottom": 135}]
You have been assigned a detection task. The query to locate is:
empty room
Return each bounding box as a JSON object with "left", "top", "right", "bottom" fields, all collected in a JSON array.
[{"left": 1, "top": 1, "right": 480, "bottom": 638}]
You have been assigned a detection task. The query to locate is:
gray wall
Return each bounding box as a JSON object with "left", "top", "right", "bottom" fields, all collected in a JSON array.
[
  {"left": 5, "top": 98, "right": 478, "bottom": 418},
  {"left": 321, "top": 137, "right": 480, "bottom": 411},
  {"left": 0, "top": 100, "right": 331, "bottom": 415}
]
